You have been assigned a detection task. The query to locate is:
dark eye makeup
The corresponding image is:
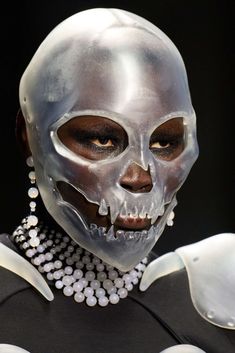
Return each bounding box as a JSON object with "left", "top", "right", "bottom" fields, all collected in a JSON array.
[{"left": 57, "top": 116, "right": 185, "bottom": 161}]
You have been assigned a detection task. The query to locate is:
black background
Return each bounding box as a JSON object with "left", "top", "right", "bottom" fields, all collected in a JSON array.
[{"left": 0, "top": 0, "right": 234, "bottom": 255}]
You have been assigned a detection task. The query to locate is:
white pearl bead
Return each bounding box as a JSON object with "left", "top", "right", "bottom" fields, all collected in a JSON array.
[
  {"left": 74, "top": 292, "right": 85, "bottom": 303},
  {"left": 84, "top": 287, "right": 94, "bottom": 297},
  {"left": 114, "top": 278, "right": 124, "bottom": 288},
  {"left": 107, "top": 286, "right": 117, "bottom": 295},
  {"left": 73, "top": 269, "right": 83, "bottom": 279},
  {"left": 123, "top": 274, "right": 132, "bottom": 283},
  {"left": 33, "top": 257, "right": 41, "bottom": 266},
  {"left": 82, "top": 255, "right": 91, "bottom": 264},
  {"left": 73, "top": 282, "right": 83, "bottom": 292},
  {"left": 98, "top": 296, "right": 109, "bottom": 307},
  {"left": 103, "top": 279, "right": 113, "bottom": 290},
  {"left": 29, "top": 229, "right": 38, "bottom": 238},
  {"left": 97, "top": 272, "right": 107, "bottom": 281},
  {"left": 92, "top": 257, "right": 100, "bottom": 265},
  {"left": 75, "top": 261, "right": 84, "bottom": 269},
  {"left": 27, "top": 215, "right": 38, "bottom": 226},
  {"left": 79, "top": 278, "right": 88, "bottom": 288},
  {"left": 47, "top": 272, "right": 54, "bottom": 281},
  {"left": 29, "top": 237, "right": 40, "bottom": 247},
  {"left": 37, "top": 245, "right": 45, "bottom": 253},
  {"left": 108, "top": 270, "right": 118, "bottom": 280},
  {"left": 96, "top": 288, "right": 105, "bottom": 298},
  {"left": 118, "top": 288, "right": 128, "bottom": 298},
  {"left": 64, "top": 266, "right": 73, "bottom": 275},
  {"left": 66, "top": 257, "right": 74, "bottom": 265},
  {"left": 45, "top": 252, "right": 53, "bottom": 261},
  {"left": 85, "top": 271, "right": 96, "bottom": 281},
  {"left": 132, "top": 277, "right": 139, "bottom": 285},
  {"left": 72, "top": 254, "right": 80, "bottom": 262},
  {"left": 28, "top": 187, "right": 39, "bottom": 199},
  {"left": 62, "top": 275, "right": 73, "bottom": 286},
  {"left": 29, "top": 171, "right": 36, "bottom": 181},
  {"left": 26, "top": 249, "right": 35, "bottom": 257},
  {"left": 90, "top": 280, "right": 101, "bottom": 290},
  {"left": 26, "top": 156, "right": 34, "bottom": 167},
  {"left": 63, "top": 286, "right": 74, "bottom": 296},
  {"left": 53, "top": 271, "right": 62, "bottom": 280},
  {"left": 38, "top": 254, "right": 45, "bottom": 262},
  {"left": 125, "top": 283, "right": 133, "bottom": 291},
  {"left": 29, "top": 201, "right": 36, "bottom": 209},
  {"left": 109, "top": 293, "right": 120, "bottom": 304},
  {"left": 106, "top": 264, "right": 114, "bottom": 271},
  {"left": 43, "top": 263, "right": 52, "bottom": 272},
  {"left": 86, "top": 262, "right": 95, "bottom": 271},
  {"left": 55, "top": 280, "right": 63, "bottom": 289},
  {"left": 54, "top": 260, "right": 63, "bottom": 269},
  {"left": 86, "top": 296, "right": 97, "bottom": 307},
  {"left": 96, "top": 263, "right": 104, "bottom": 272}
]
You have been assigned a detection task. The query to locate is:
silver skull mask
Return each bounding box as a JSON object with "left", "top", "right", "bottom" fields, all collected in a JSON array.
[{"left": 19, "top": 8, "right": 198, "bottom": 271}]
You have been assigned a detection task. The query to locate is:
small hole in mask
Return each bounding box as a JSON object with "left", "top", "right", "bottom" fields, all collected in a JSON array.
[
  {"left": 149, "top": 117, "right": 185, "bottom": 161},
  {"left": 57, "top": 115, "right": 128, "bottom": 161}
]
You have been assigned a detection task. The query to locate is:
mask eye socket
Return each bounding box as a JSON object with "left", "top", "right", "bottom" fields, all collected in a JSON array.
[
  {"left": 57, "top": 115, "right": 128, "bottom": 161},
  {"left": 150, "top": 117, "right": 185, "bottom": 161}
]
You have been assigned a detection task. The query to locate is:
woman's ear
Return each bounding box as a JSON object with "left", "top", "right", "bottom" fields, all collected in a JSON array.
[{"left": 15, "top": 108, "right": 32, "bottom": 159}]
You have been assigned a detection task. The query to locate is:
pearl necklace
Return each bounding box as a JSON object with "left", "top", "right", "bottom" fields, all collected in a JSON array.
[{"left": 12, "top": 221, "right": 148, "bottom": 307}]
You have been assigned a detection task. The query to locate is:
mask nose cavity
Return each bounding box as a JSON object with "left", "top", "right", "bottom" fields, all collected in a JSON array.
[{"left": 120, "top": 163, "right": 153, "bottom": 193}]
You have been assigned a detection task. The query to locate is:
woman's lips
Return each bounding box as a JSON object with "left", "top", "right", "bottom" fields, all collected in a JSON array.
[{"left": 114, "top": 215, "right": 152, "bottom": 230}]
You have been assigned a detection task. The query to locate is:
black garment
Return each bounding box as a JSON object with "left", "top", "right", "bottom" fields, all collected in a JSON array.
[{"left": 0, "top": 236, "right": 234, "bottom": 353}]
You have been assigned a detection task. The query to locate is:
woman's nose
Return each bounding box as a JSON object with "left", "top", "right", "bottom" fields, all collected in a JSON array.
[{"left": 120, "top": 163, "right": 153, "bottom": 193}]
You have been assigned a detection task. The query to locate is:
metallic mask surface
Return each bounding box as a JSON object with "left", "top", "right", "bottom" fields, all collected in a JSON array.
[{"left": 19, "top": 8, "right": 198, "bottom": 271}]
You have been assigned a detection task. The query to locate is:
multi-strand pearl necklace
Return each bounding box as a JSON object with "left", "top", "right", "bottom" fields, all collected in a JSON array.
[{"left": 12, "top": 220, "right": 148, "bottom": 307}]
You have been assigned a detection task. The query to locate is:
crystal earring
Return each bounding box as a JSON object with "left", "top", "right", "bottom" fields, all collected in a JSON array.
[
  {"left": 23, "top": 156, "right": 40, "bottom": 247},
  {"left": 166, "top": 211, "right": 175, "bottom": 227}
]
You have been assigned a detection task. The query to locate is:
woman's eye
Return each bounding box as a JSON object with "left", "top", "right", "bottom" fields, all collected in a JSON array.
[
  {"left": 90, "top": 137, "right": 114, "bottom": 147},
  {"left": 150, "top": 141, "right": 170, "bottom": 149}
]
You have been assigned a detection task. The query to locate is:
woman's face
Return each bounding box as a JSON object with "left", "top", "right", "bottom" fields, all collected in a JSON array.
[{"left": 57, "top": 115, "right": 185, "bottom": 234}]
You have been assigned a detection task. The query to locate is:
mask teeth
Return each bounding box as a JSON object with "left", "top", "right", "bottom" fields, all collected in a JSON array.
[
  {"left": 133, "top": 206, "right": 138, "bottom": 218},
  {"left": 120, "top": 201, "right": 128, "bottom": 218},
  {"left": 98, "top": 199, "right": 108, "bottom": 216},
  {"left": 90, "top": 223, "right": 98, "bottom": 230},
  {"left": 139, "top": 204, "right": 147, "bottom": 219},
  {"left": 106, "top": 225, "right": 115, "bottom": 241},
  {"left": 98, "top": 226, "right": 107, "bottom": 237},
  {"left": 147, "top": 202, "right": 155, "bottom": 219},
  {"left": 116, "top": 230, "right": 125, "bottom": 237},
  {"left": 124, "top": 231, "right": 134, "bottom": 240}
]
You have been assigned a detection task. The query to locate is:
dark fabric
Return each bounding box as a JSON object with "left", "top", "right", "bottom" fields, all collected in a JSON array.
[{"left": 0, "top": 264, "right": 235, "bottom": 352}]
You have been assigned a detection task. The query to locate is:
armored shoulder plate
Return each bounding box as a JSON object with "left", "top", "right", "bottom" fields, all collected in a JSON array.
[
  {"left": 140, "top": 233, "right": 235, "bottom": 330},
  {"left": 0, "top": 234, "right": 53, "bottom": 301}
]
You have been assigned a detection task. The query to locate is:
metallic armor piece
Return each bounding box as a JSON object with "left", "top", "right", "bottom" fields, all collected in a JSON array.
[
  {"left": 0, "top": 345, "right": 30, "bottom": 353},
  {"left": 141, "top": 233, "right": 235, "bottom": 330},
  {"left": 0, "top": 243, "right": 53, "bottom": 301},
  {"left": 160, "top": 345, "right": 206, "bottom": 352},
  {"left": 176, "top": 233, "right": 235, "bottom": 330},
  {"left": 19, "top": 8, "right": 198, "bottom": 270}
]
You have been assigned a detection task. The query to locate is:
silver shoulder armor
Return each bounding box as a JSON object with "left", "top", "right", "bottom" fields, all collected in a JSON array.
[
  {"left": 0, "top": 344, "right": 30, "bottom": 353},
  {"left": 160, "top": 345, "right": 205, "bottom": 352},
  {"left": 0, "top": 241, "right": 53, "bottom": 301},
  {"left": 140, "top": 233, "right": 235, "bottom": 330}
]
